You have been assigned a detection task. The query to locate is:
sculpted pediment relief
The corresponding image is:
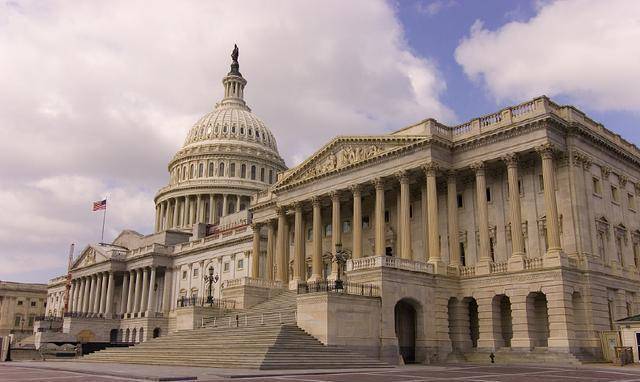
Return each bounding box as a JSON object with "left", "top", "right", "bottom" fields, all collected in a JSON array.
[
  {"left": 71, "top": 245, "right": 109, "bottom": 270},
  {"left": 277, "top": 137, "right": 425, "bottom": 188}
]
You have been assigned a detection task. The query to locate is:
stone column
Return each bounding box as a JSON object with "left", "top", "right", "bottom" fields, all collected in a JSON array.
[
  {"left": 133, "top": 269, "right": 142, "bottom": 314},
  {"left": 79, "top": 277, "right": 87, "bottom": 313},
  {"left": 159, "top": 202, "right": 166, "bottom": 231},
  {"left": 126, "top": 271, "right": 135, "bottom": 314},
  {"left": 399, "top": 171, "right": 411, "bottom": 260},
  {"left": 509, "top": 292, "right": 532, "bottom": 349},
  {"left": 447, "top": 171, "right": 460, "bottom": 267},
  {"left": 538, "top": 144, "right": 564, "bottom": 262},
  {"left": 84, "top": 276, "right": 91, "bottom": 313},
  {"left": 183, "top": 196, "right": 189, "bottom": 226},
  {"left": 88, "top": 274, "right": 97, "bottom": 314},
  {"left": 222, "top": 194, "right": 228, "bottom": 216},
  {"left": 476, "top": 294, "right": 499, "bottom": 350},
  {"left": 251, "top": 224, "right": 261, "bottom": 278},
  {"left": 99, "top": 272, "right": 108, "bottom": 314},
  {"left": 189, "top": 197, "right": 196, "bottom": 225},
  {"left": 351, "top": 185, "right": 362, "bottom": 259},
  {"left": 293, "top": 203, "right": 305, "bottom": 284},
  {"left": 266, "top": 221, "right": 275, "bottom": 281},
  {"left": 504, "top": 154, "right": 526, "bottom": 270},
  {"left": 425, "top": 163, "right": 444, "bottom": 272},
  {"left": 140, "top": 267, "right": 149, "bottom": 314},
  {"left": 92, "top": 273, "right": 102, "bottom": 314},
  {"left": 68, "top": 281, "right": 76, "bottom": 312},
  {"left": 309, "top": 197, "right": 323, "bottom": 282},
  {"left": 209, "top": 194, "right": 215, "bottom": 224},
  {"left": 195, "top": 194, "right": 202, "bottom": 224},
  {"left": 105, "top": 272, "right": 114, "bottom": 316},
  {"left": 120, "top": 272, "right": 129, "bottom": 315},
  {"left": 374, "top": 178, "right": 386, "bottom": 257},
  {"left": 172, "top": 198, "right": 179, "bottom": 228},
  {"left": 421, "top": 184, "right": 429, "bottom": 262},
  {"left": 147, "top": 267, "right": 156, "bottom": 315},
  {"left": 162, "top": 268, "right": 172, "bottom": 314},
  {"left": 276, "top": 208, "right": 287, "bottom": 283},
  {"left": 473, "top": 161, "right": 492, "bottom": 274},
  {"left": 329, "top": 192, "right": 341, "bottom": 279},
  {"left": 155, "top": 205, "right": 161, "bottom": 232}
]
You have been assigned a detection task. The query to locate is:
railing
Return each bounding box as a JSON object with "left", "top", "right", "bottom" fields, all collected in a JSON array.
[
  {"left": 490, "top": 261, "right": 508, "bottom": 273},
  {"left": 34, "top": 316, "right": 63, "bottom": 322},
  {"left": 347, "top": 256, "right": 434, "bottom": 274},
  {"left": 176, "top": 296, "right": 237, "bottom": 310},
  {"left": 201, "top": 310, "right": 297, "bottom": 328},
  {"left": 223, "top": 277, "right": 283, "bottom": 289},
  {"left": 480, "top": 112, "right": 502, "bottom": 127},
  {"left": 297, "top": 281, "right": 380, "bottom": 297},
  {"left": 524, "top": 257, "right": 544, "bottom": 270},
  {"left": 460, "top": 265, "right": 476, "bottom": 277}
]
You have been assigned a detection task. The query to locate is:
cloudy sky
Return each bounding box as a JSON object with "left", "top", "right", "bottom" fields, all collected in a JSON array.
[{"left": 1, "top": 0, "right": 639, "bottom": 283}]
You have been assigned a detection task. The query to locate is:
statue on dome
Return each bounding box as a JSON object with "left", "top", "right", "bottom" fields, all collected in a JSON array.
[{"left": 231, "top": 44, "right": 239, "bottom": 63}]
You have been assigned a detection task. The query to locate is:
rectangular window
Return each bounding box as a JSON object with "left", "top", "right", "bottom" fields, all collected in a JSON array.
[
  {"left": 539, "top": 174, "right": 545, "bottom": 191},
  {"left": 342, "top": 220, "right": 351, "bottom": 233},
  {"left": 489, "top": 237, "right": 495, "bottom": 261},
  {"left": 223, "top": 262, "right": 230, "bottom": 272},
  {"left": 457, "top": 193, "right": 464, "bottom": 208},
  {"left": 384, "top": 210, "right": 389, "bottom": 223},
  {"left": 30, "top": 301, "right": 36, "bottom": 307},
  {"left": 237, "top": 259, "right": 244, "bottom": 269},
  {"left": 459, "top": 242, "right": 466, "bottom": 266},
  {"left": 518, "top": 179, "right": 524, "bottom": 196},
  {"left": 633, "top": 243, "right": 639, "bottom": 268},
  {"left": 409, "top": 204, "right": 414, "bottom": 219},
  {"left": 28, "top": 316, "right": 34, "bottom": 327},
  {"left": 269, "top": 170, "right": 274, "bottom": 184},
  {"left": 611, "top": 185, "right": 620, "bottom": 203},
  {"left": 307, "top": 227, "right": 313, "bottom": 241},
  {"left": 260, "top": 168, "right": 265, "bottom": 182},
  {"left": 182, "top": 270, "right": 187, "bottom": 279},
  {"left": 17, "top": 300, "right": 23, "bottom": 306},
  {"left": 362, "top": 216, "right": 370, "bottom": 229},
  {"left": 229, "top": 163, "right": 236, "bottom": 177},
  {"left": 593, "top": 177, "right": 602, "bottom": 195},
  {"left": 486, "top": 187, "right": 492, "bottom": 203},
  {"left": 629, "top": 194, "right": 636, "bottom": 211},
  {"left": 14, "top": 315, "right": 22, "bottom": 327},
  {"left": 324, "top": 224, "right": 332, "bottom": 237},
  {"left": 193, "top": 268, "right": 199, "bottom": 278}
]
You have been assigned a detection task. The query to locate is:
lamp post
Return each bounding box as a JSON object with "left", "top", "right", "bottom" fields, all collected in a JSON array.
[
  {"left": 203, "top": 266, "right": 219, "bottom": 305},
  {"left": 333, "top": 243, "right": 348, "bottom": 291}
]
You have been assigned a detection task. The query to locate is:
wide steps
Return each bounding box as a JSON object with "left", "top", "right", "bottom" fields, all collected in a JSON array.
[{"left": 84, "top": 292, "right": 386, "bottom": 369}]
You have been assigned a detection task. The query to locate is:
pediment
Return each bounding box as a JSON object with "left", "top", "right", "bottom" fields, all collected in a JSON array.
[
  {"left": 276, "top": 136, "right": 427, "bottom": 189},
  {"left": 71, "top": 245, "right": 110, "bottom": 270}
]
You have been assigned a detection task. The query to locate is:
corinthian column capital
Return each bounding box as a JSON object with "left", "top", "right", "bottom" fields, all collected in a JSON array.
[
  {"left": 536, "top": 143, "right": 557, "bottom": 159},
  {"left": 502, "top": 153, "right": 519, "bottom": 167},
  {"left": 470, "top": 161, "right": 485, "bottom": 174},
  {"left": 423, "top": 162, "right": 439, "bottom": 177}
]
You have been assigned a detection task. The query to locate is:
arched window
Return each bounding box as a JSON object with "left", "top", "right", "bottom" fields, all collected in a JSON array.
[
  {"left": 218, "top": 162, "right": 225, "bottom": 177},
  {"left": 208, "top": 162, "right": 214, "bottom": 177},
  {"left": 269, "top": 169, "right": 274, "bottom": 184},
  {"left": 183, "top": 166, "right": 187, "bottom": 180},
  {"left": 198, "top": 163, "right": 204, "bottom": 178},
  {"left": 251, "top": 165, "right": 256, "bottom": 180},
  {"left": 249, "top": 128, "right": 253, "bottom": 136},
  {"left": 229, "top": 163, "right": 236, "bottom": 177},
  {"left": 260, "top": 168, "right": 265, "bottom": 182},
  {"left": 176, "top": 168, "right": 181, "bottom": 182},
  {"left": 240, "top": 127, "right": 244, "bottom": 135},
  {"left": 256, "top": 130, "right": 260, "bottom": 138},
  {"left": 231, "top": 125, "right": 236, "bottom": 134},
  {"left": 241, "top": 164, "right": 246, "bottom": 178},
  {"left": 189, "top": 164, "right": 194, "bottom": 179}
]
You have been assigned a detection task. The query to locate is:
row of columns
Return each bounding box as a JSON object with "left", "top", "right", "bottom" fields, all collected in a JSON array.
[
  {"left": 155, "top": 193, "right": 249, "bottom": 232},
  {"left": 250, "top": 145, "right": 562, "bottom": 280},
  {"left": 69, "top": 267, "right": 172, "bottom": 317},
  {"left": 69, "top": 272, "right": 115, "bottom": 316}
]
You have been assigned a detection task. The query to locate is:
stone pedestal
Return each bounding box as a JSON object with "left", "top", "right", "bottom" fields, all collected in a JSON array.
[
  {"left": 543, "top": 250, "right": 568, "bottom": 268},
  {"left": 507, "top": 254, "right": 525, "bottom": 271},
  {"left": 475, "top": 260, "right": 492, "bottom": 276}
]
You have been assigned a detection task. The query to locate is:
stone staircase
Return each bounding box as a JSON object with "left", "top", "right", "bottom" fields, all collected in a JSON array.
[
  {"left": 82, "top": 290, "right": 387, "bottom": 370},
  {"left": 462, "top": 347, "right": 594, "bottom": 364}
]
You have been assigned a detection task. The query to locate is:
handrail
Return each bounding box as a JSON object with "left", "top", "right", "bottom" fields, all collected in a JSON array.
[
  {"left": 297, "top": 280, "right": 380, "bottom": 297},
  {"left": 176, "top": 296, "right": 237, "bottom": 310},
  {"left": 201, "top": 309, "right": 297, "bottom": 328}
]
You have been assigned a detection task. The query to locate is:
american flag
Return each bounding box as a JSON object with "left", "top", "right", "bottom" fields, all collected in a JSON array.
[{"left": 92, "top": 199, "right": 107, "bottom": 211}]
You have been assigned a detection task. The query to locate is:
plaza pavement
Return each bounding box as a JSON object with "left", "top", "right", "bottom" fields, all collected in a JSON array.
[{"left": 4, "top": 362, "right": 640, "bottom": 381}]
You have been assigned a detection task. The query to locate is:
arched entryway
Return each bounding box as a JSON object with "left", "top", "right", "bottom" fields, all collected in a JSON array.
[
  {"left": 493, "top": 294, "right": 513, "bottom": 348},
  {"left": 395, "top": 299, "right": 417, "bottom": 363},
  {"left": 153, "top": 328, "right": 161, "bottom": 338},
  {"left": 527, "top": 292, "right": 550, "bottom": 347},
  {"left": 109, "top": 329, "right": 118, "bottom": 344}
]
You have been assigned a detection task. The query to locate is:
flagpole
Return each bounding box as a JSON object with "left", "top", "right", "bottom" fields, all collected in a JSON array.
[{"left": 101, "top": 197, "right": 107, "bottom": 243}]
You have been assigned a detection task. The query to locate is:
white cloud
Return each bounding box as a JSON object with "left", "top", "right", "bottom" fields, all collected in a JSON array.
[
  {"left": 455, "top": 0, "right": 640, "bottom": 111},
  {"left": 0, "top": 0, "right": 452, "bottom": 282},
  {"left": 416, "top": 1, "right": 458, "bottom": 17}
]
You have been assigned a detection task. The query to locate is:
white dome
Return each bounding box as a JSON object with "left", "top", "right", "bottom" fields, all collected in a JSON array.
[{"left": 183, "top": 104, "right": 279, "bottom": 153}]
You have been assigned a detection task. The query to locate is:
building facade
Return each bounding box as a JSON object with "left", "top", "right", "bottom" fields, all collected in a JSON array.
[
  {"left": 45, "top": 48, "right": 640, "bottom": 364},
  {"left": 0, "top": 281, "right": 47, "bottom": 340}
]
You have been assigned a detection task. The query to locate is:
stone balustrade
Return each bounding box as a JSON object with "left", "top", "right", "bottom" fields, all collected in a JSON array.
[
  {"left": 347, "top": 256, "right": 434, "bottom": 274},
  {"left": 223, "top": 277, "right": 283, "bottom": 289},
  {"left": 524, "top": 257, "right": 544, "bottom": 270}
]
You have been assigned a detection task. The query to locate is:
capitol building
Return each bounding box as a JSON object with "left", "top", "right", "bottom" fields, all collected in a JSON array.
[{"left": 39, "top": 47, "right": 640, "bottom": 367}]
